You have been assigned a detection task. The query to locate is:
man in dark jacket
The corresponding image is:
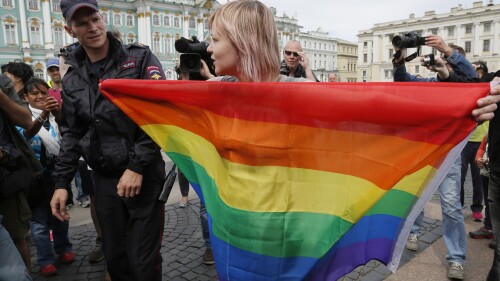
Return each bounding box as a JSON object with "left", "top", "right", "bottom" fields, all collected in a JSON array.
[
  {"left": 280, "top": 40, "right": 318, "bottom": 82},
  {"left": 50, "top": 1, "right": 166, "bottom": 280}
]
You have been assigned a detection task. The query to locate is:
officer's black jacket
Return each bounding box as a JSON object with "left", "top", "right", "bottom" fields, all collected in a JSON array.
[{"left": 53, "top": 32, "right": 165, "bottom": 188}]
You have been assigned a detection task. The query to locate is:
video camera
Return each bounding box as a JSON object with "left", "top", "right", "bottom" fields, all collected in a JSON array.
[
  {"left": 175, "top": 36, "right": 215, "bottom": 80},
  {"left": 392, "top": 32, "right": 426, "bottom": 49},
  {"left": 392, "top": 31, "right": 428, "bottom": 63}
]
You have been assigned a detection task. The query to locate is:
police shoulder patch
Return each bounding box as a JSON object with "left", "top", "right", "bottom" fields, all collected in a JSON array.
[{"left": 147, "top": 65, "right": 162, "bottom": 80}]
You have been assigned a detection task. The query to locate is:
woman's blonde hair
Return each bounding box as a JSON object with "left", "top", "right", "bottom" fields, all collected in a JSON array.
[{"left": 209, "top": 0, "right": 280, "bottom": 82}]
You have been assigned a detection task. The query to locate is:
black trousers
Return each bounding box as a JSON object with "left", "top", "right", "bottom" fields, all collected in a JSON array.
[{"left": 93, "top": 162, "right": 165, "bottom": 281}]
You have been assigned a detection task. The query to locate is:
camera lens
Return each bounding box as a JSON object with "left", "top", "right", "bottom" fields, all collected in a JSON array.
[{"left": 392, "top": 36, "right": 403, "bottom": 48}]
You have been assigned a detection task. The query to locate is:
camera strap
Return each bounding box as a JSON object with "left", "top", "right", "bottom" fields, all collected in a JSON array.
[{"left": 404, "top": 46, "right": 421, "bottom": 62}]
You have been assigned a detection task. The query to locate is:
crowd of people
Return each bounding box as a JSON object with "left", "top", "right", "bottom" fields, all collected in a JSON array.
[{"left": 0, "top": 0, "right": 500, "bottom": 280}]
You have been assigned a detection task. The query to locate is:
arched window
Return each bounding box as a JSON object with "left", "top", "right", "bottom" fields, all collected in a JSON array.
[
  {"left": 164, "top": 33, "right": 172, "bottom": 53},
  {"left": 189, "top": 17, "right": 195, "bottom": 29},
  {"left": 27, "top": 0, "right": 39, "bottom": 10},
  {"left": 152, "top": 33, "right": 161, "bottom": 53},
  {"left": 163, "top": 15, "right": 170, "bottom": 27},
  {"left": 127, "top": 32, "right": 135, "bottom": 44},
  {"left": 34, "top": 68, "right": 44, "bottom": 78},
  {"left": 204, "top": 18, "right": 209, "bottom": 30},
  {"left": 101, "top": 13, "right": 109, "bottom": 25},
  {"left": 51, "top": 0, "right": 60, "bottom": 12},
  {"left": 152, "top": 14, "right": 160, "bottom": 26},
  {"left": 113, "top": 13, "right": 121, "bottom": 26},
  {"left": 126, "top": 15, "right": 134, "bottom": 27},
  {"left": 173, "top": 17, "right": 180, "bottom": 28},
  {"left": 53, "top": 25, "right": 64, "bottom": 47},
  {"left": 29, "top": 18, "right": 42, "bottom": 45},
  {"left": 3, "top": 17, "right": 17, "bottom": 45}
]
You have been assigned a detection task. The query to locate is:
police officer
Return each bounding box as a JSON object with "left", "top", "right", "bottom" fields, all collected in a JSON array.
[{"left": 50, "top": 1, "right": 166, "bottom": 280}]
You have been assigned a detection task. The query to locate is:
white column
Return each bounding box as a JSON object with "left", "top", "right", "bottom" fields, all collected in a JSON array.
[
  {"left": 372, "top": 35, "right": 380, "bottom": 63},
  {"left": 493, "top": 20, "right": 500, "bottom": 55},
  {"left": 136, "top": 9, "right": 145, "bottom": 44},
  {"left": 183, "top": 14, "right": 189, "bottom": 38},
  {"left": 18, "top": 0, "right": 29, "bottom": 48},
  {"left": 42, "top": 0, "right": 54, "bottom": 50},
  {"left": 455, "top": 25, "right": 462, "bottom": 48},
  {"left": 473, "top": 22, "right": 481, "bottom": 57},
  {"left": 197, "top": 14, "right": 203, "bottom": 40},
  {"left": 145, "top": 11, "right": 152, "bottom": 46}
]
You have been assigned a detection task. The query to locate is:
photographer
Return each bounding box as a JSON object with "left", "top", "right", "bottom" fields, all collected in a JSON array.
[
  {"left": 393, "top": 35, "right": 477, "bottom": 82},
  {"left": 427, "top": 57, "right": 500, "bottom": 280},
  {"left": 393, "top": 35, "right": 478, "bottom": 280}
]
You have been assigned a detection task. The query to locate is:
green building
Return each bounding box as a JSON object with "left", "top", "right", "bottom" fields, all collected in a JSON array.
[{"left": 0, "top": 0, "right": 219, "bottom": 80}]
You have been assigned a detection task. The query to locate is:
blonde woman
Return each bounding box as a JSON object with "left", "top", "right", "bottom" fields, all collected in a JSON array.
[{"left": 207, "top": 0, "right": 310, "bottom": 83}]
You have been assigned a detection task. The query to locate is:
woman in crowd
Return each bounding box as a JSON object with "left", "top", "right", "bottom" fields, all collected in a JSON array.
[
  {"left": 2, "top": 62, "right": 34, "bottom": 98},
  {"left": 18, "top": 78, "right": 74, "bottom": 276},
  {"left": 207, "top": 0, "right": 309, "bottom": 83}
]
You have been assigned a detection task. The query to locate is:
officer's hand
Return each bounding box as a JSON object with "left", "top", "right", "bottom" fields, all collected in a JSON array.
[
  {"left": 117, "top": 169, "right": 143, "bottom": 197},
  {"left": 473, "top": 78, "right": 500, "bottom": 122},
  {"left": 51, "top": 189, "right": 70, "bottom": 221}
]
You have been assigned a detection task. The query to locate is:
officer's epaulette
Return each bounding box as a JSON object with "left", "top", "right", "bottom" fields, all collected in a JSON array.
[{"left": 125, "top": 42, "right": 150, "bottom": 50}]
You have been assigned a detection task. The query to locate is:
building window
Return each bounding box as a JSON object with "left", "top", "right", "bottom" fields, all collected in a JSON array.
[
  {"left": 34, "top": 68, "right": 43, "bottom": 78},
  {"left": 431, "top": 29, "right": 438, "bottom": 35},
  {"left": 388, "top": 49, "right": 393, "bottom": 59},
  {"left": 415, "top": 65, "right": 419, "bottom": 73},
  {"left": 2, "top": 0, "right": 13, "bottom": 8},
  {"left": 4, "top": 23, "right": 16, "bottom": 44},
  {"left": 483, "top": 39, "right": 490, "bottom": 52},
  {"left": 164, "top": 34, "right": 172, "bottom": 53},
  {"left": 27, "top": 0, "right": 39, "bottom": 10},
  {"left": 163, "top": 15, "right": 170, "bottom": 27},
  {"left": 127, "top": 33, "right": 135, "bottom": 44},
  {"left": 53, "top": 26, "right": 64, "bottom": 47},
  {"left": 152, "top": 34, "right": 160, "bottom": 53},
  {"left": 363, "top": 54, "right": 367, "bottom": 63},
  {"left": 447, "top": 27, "right": 454, "bottom": 37},
  {"left": 51, "top": 0, "right": 60, "bottom": 12},
  {"left": 465, "top": 41, "right": 471, "bottom": 53},
  {"left": 152, "top": 14, "right": 160, "bottom": 26},
  {"left": 114, "top": 14, "right": 121, "bottom": 26},
  {"left": 384, "top": 70, "right": 392, "bottom": 78},
  {"left": 126, "top": 15, "right": 134, "bottom": 27},
  {"left": 173, "top": 17, "right": 180, "bottom": 28},
  {"left": 484, "top": 22, "right": 491, "bottom": 33},
  {"left": 30, "top": 25, "right": 41, "bottom": 45},
  {"left": 204, "top": 18, "right": 209, "bottom": 31},
  {"left": 465, "top": 25, "right": 472, "bottom": 34},
  {"left": 102, "top": 13, "right": 109, "bottom": 25},
  {"left": 188, "top": 17, "right": 195, "bottom": 29}
]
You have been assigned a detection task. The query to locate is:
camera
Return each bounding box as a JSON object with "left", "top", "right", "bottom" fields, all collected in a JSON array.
[
  {"left": 175, "top": 36, "right": 215, "bottom": 80},
  {"left": 58, "top": 42, "right": 80, "bottom": 59},
  {"left": 421, "top": 54, "right": 435, "bottom": 66},
  {"left": 392, "top": 32, "right": 426, "bottom": 49}
]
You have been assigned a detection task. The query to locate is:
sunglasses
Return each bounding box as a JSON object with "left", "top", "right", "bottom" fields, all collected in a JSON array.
[{"left": 284, "top": 50, "right": 300, "bottom": 57}]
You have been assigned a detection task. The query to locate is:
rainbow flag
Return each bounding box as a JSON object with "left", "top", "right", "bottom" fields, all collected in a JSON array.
[{"left": 101, "top": 80, "right": 488, "bottom": 280}]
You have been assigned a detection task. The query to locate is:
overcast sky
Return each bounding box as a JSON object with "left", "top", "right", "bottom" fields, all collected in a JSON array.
[{"left": 260, "top": 0, "right": 497, "bottom": 42}]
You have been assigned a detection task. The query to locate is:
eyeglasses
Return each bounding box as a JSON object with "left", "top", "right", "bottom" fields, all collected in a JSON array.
[{"left": 284, "top": 50, "right": 300, "bottom": 57}]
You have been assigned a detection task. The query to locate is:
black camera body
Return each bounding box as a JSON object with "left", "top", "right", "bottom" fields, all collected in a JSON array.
[
  {"left": 392, "top": 32, "right": 426, "bottom": 49},
  {"left": 175, "top": 36, "right": 215, "bottom": 80},
  {"left": 59, "top": 42, "right": 80, "bottom": 59},
  {"left": 421, "top": 54, "right": 435, "bottom": 67}
]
